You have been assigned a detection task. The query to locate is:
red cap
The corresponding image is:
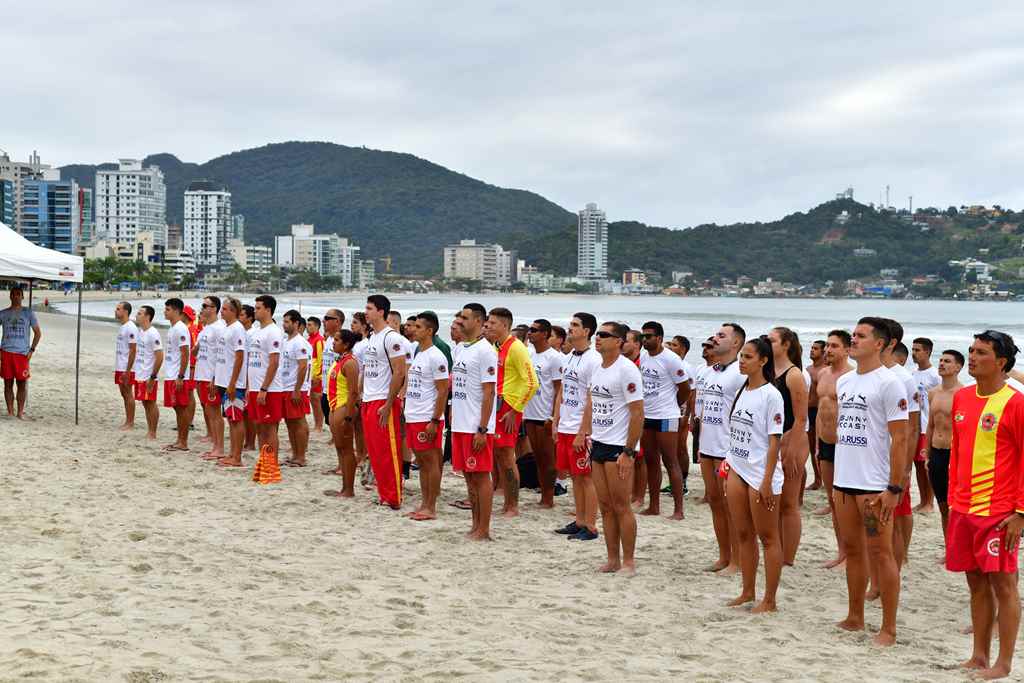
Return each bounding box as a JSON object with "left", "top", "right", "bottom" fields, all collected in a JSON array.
[{"left": 182, "top": 305, "right": 196, "bottom": 320}]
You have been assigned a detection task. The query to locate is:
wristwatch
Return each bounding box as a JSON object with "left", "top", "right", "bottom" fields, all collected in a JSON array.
[
  {"left": 623, "top": 447, "right": 637, "bottom": 459},
  {"left": 886, "top": 484, "right": 904, "bottom": 495},
  {"left": 477, "top": 426, "right": 487, "bottom": 434},
  {"left": 149, "top": 374, "right": 157, "bottom": 381}
]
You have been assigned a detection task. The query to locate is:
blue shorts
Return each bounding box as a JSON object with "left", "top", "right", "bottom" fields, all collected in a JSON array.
[{"left": 643, "top": 417, "right": 679, "bottom": 433}]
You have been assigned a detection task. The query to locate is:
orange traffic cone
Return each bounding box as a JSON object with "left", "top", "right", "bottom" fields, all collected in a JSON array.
[{"left": 252, "top": 444, "right": 281, "bottom": 485}]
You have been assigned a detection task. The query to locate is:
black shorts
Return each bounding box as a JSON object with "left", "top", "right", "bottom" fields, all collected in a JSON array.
[
  {"left": 590, "top": 440, "right": 624, "bottom": 464},
  {"left": 928, "top": 447, "right": 951, "bottom": 505},
  {"left": 808, "top": 406, "right": 818, "bottom": 426},
  {"left": 699, "top": 452, "right": 725, "bottom": 462},
  {"left": 320, "top": 392, "right": 330, "bottom": 417},
  {"left": 834, "top": 485, "right": 882, "bottom": 497},
  {"left": 818, "top": 439, "right": 836, "bottom": 463},
  {"left": 691, "top": 423, "right": 700, "bottom": 464},
  {"left": 523, "top": 418, "right": 547, "bottom": 427}
]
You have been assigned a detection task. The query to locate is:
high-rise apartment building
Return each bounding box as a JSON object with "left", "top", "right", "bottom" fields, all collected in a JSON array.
[
  {"left": 20, "top": 170, "right": 81, "bottom": 254},
  {"left": 274, "top": 223, "right": 360, "bottom": 286},
  {"left": 94, "top": 159, "right": 167, "bottom": 247},
  {"left": 183, "top": 180, "right": 232, "bottom": 268},
  {"left": 0, "top": 150, "right": 48, "bottom": 235},
  {"left": 443, "top": 239, "right": 515, "bottom": 287},
  {"left": 577, "top": 202, "right": 608, "bottom": 280},
  {"left": 0, "top": 178, "right": 13, "bottom": 226}
]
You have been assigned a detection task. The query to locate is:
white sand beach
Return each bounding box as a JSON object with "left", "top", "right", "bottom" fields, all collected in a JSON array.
[{"left": 0, "top": 305, "right": 986, "bottom": 681}]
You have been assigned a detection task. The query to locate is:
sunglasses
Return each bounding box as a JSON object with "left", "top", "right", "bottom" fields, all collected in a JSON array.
[
  {"left": 201, "top": 303, "right": 216, "bottom": 308},
  {"left": 324, "top": 315, "right": 339, "bottom": 321},
  {"left": 595, "top": 330, "right": 621, "bottom": 339}
]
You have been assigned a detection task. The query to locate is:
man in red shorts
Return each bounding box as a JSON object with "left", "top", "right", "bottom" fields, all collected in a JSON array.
[
  {"left": 947, "top": 330, "right": 1024, "bottom": 680},
  {"left": 245, "top": 295, "right": 286, "bottom": 456},
  {"left": 162, "top": 298, "right": 194, "bottom": 452},
  {"left": 485, "top": 307, "right": 537, "bottom": 518},
  {"left": 133, "top": 305, "right": 162, "bottom": 439},
  {"left": 194, "top": 296, "right": 225, "bottom": 459},
  {"left": 404, "top": 312, "right": 450, "bottom": 520},
  {"left": 112, "top": 301, "right": 138, "bottom": 430},
  {"left": 451, "top": 303, "right": 498, "bottom": 540},
  {"left": 551, "top": 312, "right": 602, "bottom": 541},
  {"left": 1, "top": 285, "right": 41, "bottom": 420},
  {"left": 281, "top": 310, "right": 312, "bottom": 466}
]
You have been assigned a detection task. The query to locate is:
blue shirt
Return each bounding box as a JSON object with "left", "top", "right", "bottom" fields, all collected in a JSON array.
[{"left": 0, "top": 307, "right": 38, "bottom": 354}]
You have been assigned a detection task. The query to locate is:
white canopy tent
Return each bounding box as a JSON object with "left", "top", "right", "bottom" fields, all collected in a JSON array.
[{"left": 0, "top": 221, "right": 86, "bottom": 423}]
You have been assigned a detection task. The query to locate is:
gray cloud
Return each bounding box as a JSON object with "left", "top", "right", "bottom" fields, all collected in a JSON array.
[{"left": 4, "top": 1, "right": 1024, "bottom": 227}]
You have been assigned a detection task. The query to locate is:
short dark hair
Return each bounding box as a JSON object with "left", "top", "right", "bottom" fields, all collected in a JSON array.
[
  {"left": 812, "top": 339, "right": 826, "bottom": 351},
  {"left": 942, "top": 349, "right": 965, "bottom": 366},
  {"left": 724, "top": 322, "right": 746, "bottom": 344},
  {"left": 489, "top": 307, "right": 513, "bottom": 327},
  {"left": 165, "top": 297, "right": 184, "bottom": 313},
  {"left": 283, "top": 309, "right": 303, "bottom": 325},
  {"left": 241, "top": 304, "right": 255, "bottom": 320},
  {"left": 857, "top": 317, "right": 892, "bottom": 349},
  {"left": 463, "top": 302, "right": 487, "bottom": 321},
  {"left": 388, "top": 310, "right": 402, "bottom": 321},
  {"left": 337, "top": 329, "right": 360, "bottom": 352},
  {"left": 307, "top": 316, "right": 321, "bottom": 329},
  {"left": 642, "top": 321, "right": 664, "bottom": 338},
  {"left": 205, "top": 295, "right": 221, "bottom": 312},
  {"left": 140, "top": 305, "right": 155, "bottom": 321},
  {"left": 626, "top": 329, "right": 643, "bottom": 345},
  {"left": 893, "top": 342, "right": 909, "bottom": 360},
  {"left": 913, "top": 337, "right": 934, "bottom": 353},
  {"left": 532, "top": 319, "right": 552, "bottom": 335},
  {"left": 367, "top": 294, "right": 391, "bottom": 315},
  {"left": 255, "top": 294, "right": 277, "bottom": 314},
  {"left": 406, "top": 315, "right": 417, "bottom": 322},
  {"left": 352, "top": 311, "right": 367, "bottom": 326},
  {"left": 828, "top": 329, "right": 852, "bottom": 347},
  {"left": 550, "top": 325, "right": 566, "bottom": 344},
  {"left": 573, "top": 312, "right": 598, "bottom": 339},
  {"left": 675, "top": 335, "right": 690, "bottom": 352},
  {"left": 883, "top": 317, "right": 904, "bottom": 344},
  {"left": 119, "top": 301, "right": 132, "bottom": 315},
  {"left": 417, "top": 311, "right": 440, "bottom": 335},
  {"left": 602, "top": 321, "right": 629, "bottom": 340},
  {"left": 974, "top": 330, "right": 1019, "bottom": 373}
]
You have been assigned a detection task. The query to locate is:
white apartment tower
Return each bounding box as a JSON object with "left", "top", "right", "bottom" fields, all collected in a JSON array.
[
  {"left": 576, "top": 202, "right": 608, "bottom": 280},
  {"left": 443, "top": 239, "right": 515, "bottom": 287},
  {"left": 183, "top": 180, "right": 232, "bottom": 267},
  {"left": 95, "top": 159, "right": 167, "bottom": 247}
]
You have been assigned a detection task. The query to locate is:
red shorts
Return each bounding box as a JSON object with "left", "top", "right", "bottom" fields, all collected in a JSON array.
[
  {"left": 247, "top": 391, "right": 285, "bottom": 424},
  {"left": 134, "top": 379, "right": 158, "bottom": 402},
  {"left": 914, "top": 433, "right": 928, "bottom": 463},
  {"left": 311, "top": 380, "right": 323, "bottom": 394},
  {"left": 222, "top": 390, "right": 246, "bottom": 423},
  {"left": 555, "top": 432, "right": 591, "bottom": 476},
  {"left": 114, "top": 370, "right": 135, "bottom": 385},
  {"left": 283, "top": 392, "right": 312, "bottom": 420},
  {"left": 0, "top": 350, "right": 30, "bottom": 381},
  {"left": 946, "top": 509, "right": 1019, "bottom": 574},
  {"left": 195, "top": 380, "right": 220, "bottom": 406},
  {"left": 495, "top": 403, "right": 523, "bottom": 448},
  {"left": 452, "top": 431, "right": 494, "bottom": 473},
  {"left": 163, "top": 379, "right": 193, "bottom": 408},
  {"left": 406, "top": 421, "right": 444, "bottom": 452},
  {"left": 894, "top": 488, "right": 912, "bottom": 517}
]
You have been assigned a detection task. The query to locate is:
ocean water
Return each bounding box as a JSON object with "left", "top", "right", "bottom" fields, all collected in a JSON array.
[{"left": 57, "top": 293, "right": 1021, "bottom": 369}]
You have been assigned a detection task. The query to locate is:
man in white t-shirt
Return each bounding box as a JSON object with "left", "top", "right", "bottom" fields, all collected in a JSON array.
[
  {"left": 404, "top": 312, "right": 450, "bottom": 520},
  {"left": 524, "top": 318, "right": 563, "bottom": 508},
  {"left": 910, "top": 336, "right": 941, "bottom": 513},
  {"left": 638, "top": 320, "right": 690, "bottom": 521},
  {"left": 700, "top": 323, "right": 747, "bottom": 574},
  {"left": 113, "top": 301, "right": 139, "bottom": 431},
  {"left": 245, "top": 295, "right": 286, "bottom": 456},
  {"left": 884, "top": 324, "right": 922, "bottom": 571},
  {"left": 281, "top": 310, "right": 312, "bottom": 467},
  {"left": 833, "top": 316, "right": 909, "bottom": 648},
  {"left": 214, "top": 297, "right": 248, "bottom": 467},
  {"left": 162, "top": 298, "right": 194, "bottom": 452},
  {"left": 451, "top": 303, "right": 498, "bottom": 540},
  {"left": 195, "top": 296, "right": 226, "bottom": 460},
  {"left": 133, "top": 305, "right": 163, "bottom": 440},
  {"left": 361, "top": 295, "right": 409, "bottom": 509},
  {"left": 588, "top": 321, "right": 644, "bottom": 574}
]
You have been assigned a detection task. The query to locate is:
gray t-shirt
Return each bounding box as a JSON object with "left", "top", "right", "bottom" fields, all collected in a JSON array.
[{"left": 0, "top": 307, "right": 38, "bottom": 354}]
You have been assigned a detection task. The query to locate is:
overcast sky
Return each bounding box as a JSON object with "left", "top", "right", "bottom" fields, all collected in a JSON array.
[{"left": 4, "top": 2, "right": 1024, "bottom": 227}]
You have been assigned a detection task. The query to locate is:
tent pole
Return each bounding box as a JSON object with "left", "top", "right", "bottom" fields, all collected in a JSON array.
[
  {"left": 75, "top": 284, "right": 82, "bottom": 426},
  {"left": 28, "top": 278, "right": 33, "bottom": 309}
]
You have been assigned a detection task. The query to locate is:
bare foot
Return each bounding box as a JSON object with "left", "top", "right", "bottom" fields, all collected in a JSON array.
[
  {"left": 727, "top": 593, "right": 755, "bottom": 607},
  {"left": 751, "top": 599, "right": 777, "bottom": 614},
  {"left": 822, "top": 556, "right": 847, "bottom": 570},
  {"left": 913, "top": 503, "right": 934, "bottom": 514},
  {"left": 719, "top": 563, "right": 740, "bottom": 576},
  {"left": 468, "top": 532, "right": 493, "bottom": 541},
  {"left": 836, "top": 618, "right": 864, "bottom": 632},
  {"left": 668, "top": 510, "right": 685, "bottom": 520},
  {"left": 217, "top": 458, "right": 243, "bottom": 467},
  {"left": 198, "top": 435, "right": 212, "bottom": 444},
  {"left": 705, "top": 559, "right": 729, "bottom": 572},
  {"left": 202, "top": 452, "right": 224, "bottom": 461},
  {"left": 502, "top": 508, "right": 520, "bottom": 518},
  {"left": 872, "top": 631, "right": 896, "bottom": 647},
  {"left": 146, "top": 432, "right": 158, "bottom": 440},
  {"left": 976, "top": 664, "right": 1011, "bottom": 680},
  {"left": 322, "top": 467, "right": 344, "bottom": 476},
  {"left": 324, "top": 489, "right": 354, "bottom": 498},
  {"left": 411, "top": 510, "right": 436, "bottom": 521},
  {"left": 537, "top": 500, "right": 555, "bottom": 509},
  {"left": 866, "top": 586, "right": 880, "bottom": 601},
  {"left": 599, "top": 561, "right": 621, "bottom": 573},
  {"left": 695, "top": 496, "right": 708, "bottom": 505},
  {"left": 639, "top": 507, "right": 659, "bottom": 516},
  {"left": 621, "top": 561, "right": 637, "bottom": 576},
  {"left": 118, "top": 424, "right": 134, "bottom": 432},
  {"left": 960, "top": 656, "right": 988, "bottom": 670},
  {"left": 16, "top": 413, "right": 35, "bottom": 421},
  {"left": 812, "top": 505, "right": 832, "bottom": 516},
  {"left": 807, "top": 480, "right": 823, "bottom": 491}
]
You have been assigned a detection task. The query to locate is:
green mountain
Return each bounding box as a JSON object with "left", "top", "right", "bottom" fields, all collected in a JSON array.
[{"left": 60, "top": 142, "right": 574, "bottom": 272}]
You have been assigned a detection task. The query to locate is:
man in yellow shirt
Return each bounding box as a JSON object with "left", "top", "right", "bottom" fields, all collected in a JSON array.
[{"left": 486, "top": 307, "right": 538, "bottom": 518}]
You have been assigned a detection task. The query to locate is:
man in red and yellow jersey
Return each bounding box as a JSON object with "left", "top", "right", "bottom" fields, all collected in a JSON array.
[
  {"left": 948, "top": 330, "right": 1024, "bottom": 680},
  {"left": 485, "top": 307, "right": 537, "bottom": 518},
  {"left": 307, "top": 316, "right": 326, "bottom": 433}
]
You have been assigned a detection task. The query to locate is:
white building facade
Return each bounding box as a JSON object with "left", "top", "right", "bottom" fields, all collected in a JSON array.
[
  {"left": 274, "top": 223, "right": 360, "bottom": 286},
  {"left": 443, "top": 239, "right": 515, "bottom": 287},
  {"left": 183, "top": 181, "right": 232, "bottom": 268},
  {"left": 577, "top": 202, "right": 608, "bottom": 280},
  {"left": 95, "top": 159, "right": 167, "bottom": 247}
]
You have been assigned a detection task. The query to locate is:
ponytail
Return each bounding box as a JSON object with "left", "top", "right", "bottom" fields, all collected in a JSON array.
[{"left": 772, "top": 326, "right": 802, "bottom": 370}]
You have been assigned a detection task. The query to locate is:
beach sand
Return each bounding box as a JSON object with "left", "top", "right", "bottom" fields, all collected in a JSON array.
[{"left": 0, "top": 306, "right": 983, "bottom": 681}]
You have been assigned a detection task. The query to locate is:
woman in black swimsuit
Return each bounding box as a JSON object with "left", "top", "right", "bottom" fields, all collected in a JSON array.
[{"left": 769, "top": 326, "right": 809, "bottom": 566}]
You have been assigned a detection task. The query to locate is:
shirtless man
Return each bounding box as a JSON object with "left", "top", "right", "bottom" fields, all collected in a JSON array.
[
  {"left": 926, "top": 349, "right": 964, "bottom": 546},
  {"left": 806, "top": 340, "right": 827, "bottom": 490},
  {"left": 815, "top": 329, "right": 853, "bottom": 569},
  {"left": 912, "top": 337, "right": 941, "bottom": 512}
]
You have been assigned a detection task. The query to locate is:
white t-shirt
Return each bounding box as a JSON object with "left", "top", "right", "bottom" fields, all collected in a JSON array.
[
  {"left": 727, "top": 383, "right": 785, "bottom": 495},
  {"left": 891, "top": 363, "right": 921, "bottom": 422},
  {"left": 163, "top": 321, "right": 191, "bottom": 380},
  {"left": 698, "top": 361, "right": 747, "bottom": 458},
  {"left": 524, "top": 347, "right": 562, "bottom": 421},
  {"left": 247, "top": 322, "right": 286, "bottom": 392},
  {"left": 405, "top": 345, "right": 450, "bottom": 422},
  {"left": 557, "top": 349, "right": 602, "bottom": 435},
  {"left": 361, "top": 328, "right": 407, "bottom": 402},
  {"left": 451, "top": 339, "right": 498, "bottom": 434},
  {"left": 215, "top": 320, "right": 247, "bottom": 389},
  {"left": 913, "top": 366, "right": 941, "bottom": 432},
  {"left": 834, "top": 366, "right": 909, "bottom": 491},
  {"left": 281, "top": 334, "right": 312, "bottom": 393},
  {"left": 133, "top": 326, "right": 162, "bottom": 379},
  {"left": 589, "top": 355, "right": 644, "bottom": 446},
  {"left": 639, "top": 348, "right": 689, "bottom": 419},
  {"left": 693, "top": 364, "right": 711, "bottom": 421},
  {"left": 352, "top": 337, "right": 369, "bottom": 369},
  {"left": 194, "top": 319, "right": 225, "bottom": 382},
  {"left": 395, "top": 332, "right": 415, "bottom": 366},
  {"left": 115, "top": 320, "right": 139, "bottom": 372}
]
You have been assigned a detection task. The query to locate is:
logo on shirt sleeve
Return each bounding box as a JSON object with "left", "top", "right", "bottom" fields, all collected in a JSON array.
[
  {"left": 393, "top": 343, "right": 402, "bottom": 352},
  {"left": 438, "top": 365, "right": 446, "bottom": 372},
  {"left": 272, "top": 340, "right": 280, "bottom": 348},
  {"left": 129, "top": 334, "right": 135, "bottom": 339},
  {"left": 773, "top": 413, "right": 782, "bottom": 424},
  {"left": 897, "top": 398, "right": 907, "bottom": 411},
  {"left": 627, "top": 382, "right": 637, "bottom": 393},
  {"left": 676, "top": 369, "right": 684, "bottom": 376},
  {"left": 487, "top": 366, "right": 496, "bottom": 375}
]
